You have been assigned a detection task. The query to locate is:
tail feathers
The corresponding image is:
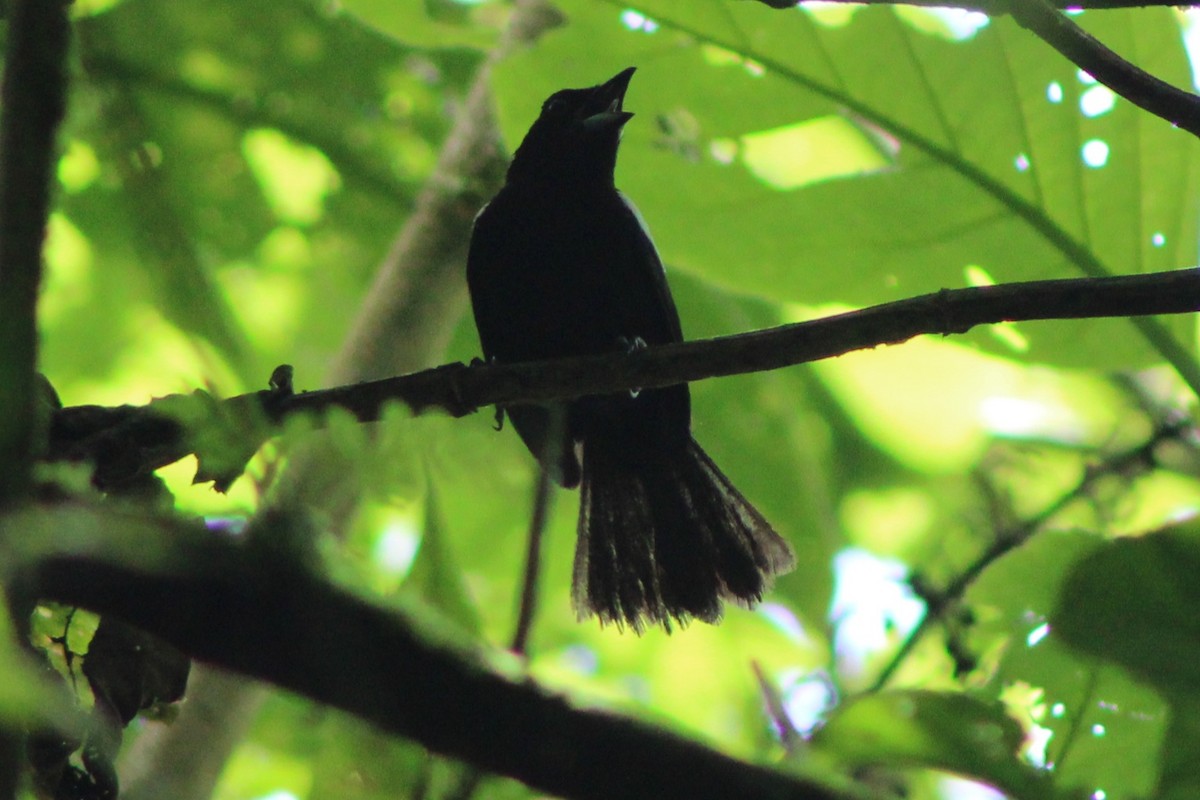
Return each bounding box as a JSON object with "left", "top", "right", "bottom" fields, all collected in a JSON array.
[{"left": 573, "top": 436, "right": 795, "bottom": 632}]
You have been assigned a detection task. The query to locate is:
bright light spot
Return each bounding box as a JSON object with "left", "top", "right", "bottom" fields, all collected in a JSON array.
[
  {"left": 1027, "top": 622, "right": 1051, "bottom": 647},
  {"left": 1047, "top": 81, "right": 1064, "bottom": 103},
  {"left": 740, "top": 116, "right": 889, "bottom": 190},
  {"left": 1080, "top": 85, "right": 1115, "bottom": 117},
  {"left": 1183, "top": 10, "right": 1200, "bottom": 90},
  {"left": 783, "top": 672, "right": 836, "bottom": 734},
  {"left": 1082, "top": 139, "right": 1109, "bottom": 168},
  {"left": 990, "top": 323, "right": 1030, "bottom": 352},
  {"left": 1066, "top": 5, "right": 1084, "bottom": 13},
  {"left": 1152, "top": 232, "right": 1166, "bottom": 247},
  {"left": 1092, "top": 723, "right": 1107, "bottom": 736},
  {"left": 1078, "top": 69, "right": 1097, "bottom": 84},
  {"left": 710, "top": 138, "right": 738, "bottom": 165},
  {"left": 980, "top": 396, "right": 1063, "bottom": 438},
  {"left": 619, "top": 8, "right": 659, "bottom": 33},
  {"left": 964, "top": 264, "right": 996, "bottom": 286},
  {"left": 254, "top": 793, "right": 300, "bottom": 800},
  {"left": 801, "top": 1, "right": 860, "bottom": 27},
  {"left": 1014, "top": 153, "right": 1031, "bottom": 172},
  {"left": 917, "top": 7, "right": 990, "bottom": 39},
  {"left": 1092, "top": 791, "right": 1107, "bottom": 800},
  {"left": 58, "top": 140, "right": 101, "bottom": 193},
  {"left": 1026, "top": 723, "right": 1054, "bottom": 767},
  {"left": 1052, "top": 702, "right": 1066, "bottom": 718},
  {"left": 829, "top": 549, "right": 925, "bottom": 676},
  {"left": 243, "top": 128, "right": 341, "bottom": 225},
  {"left": 979, "top": 393, "right": 1099, "bottom": 443},
  {"left": 940, "top": 776, "right": 1007, "bottom": 800},
  {"left": 375, "top": 517, "right": 421, "bottom": 575}
]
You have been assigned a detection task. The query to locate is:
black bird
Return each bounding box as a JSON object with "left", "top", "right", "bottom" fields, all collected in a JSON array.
[{"left": 467, "top": 67, "right": 795, "bottom": 631}]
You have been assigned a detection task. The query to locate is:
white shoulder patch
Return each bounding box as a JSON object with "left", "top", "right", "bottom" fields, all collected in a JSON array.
[
  {"left": 472, "top": 199, "right": 491, "bottom": 224},
  {"left": 617, "top": 190, "right": 656, "bottom": 243}
]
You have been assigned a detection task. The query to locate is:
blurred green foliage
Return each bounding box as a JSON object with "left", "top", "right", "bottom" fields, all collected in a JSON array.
[{"left": 13, "top": 0, "right": 1200, "bottom": 798}]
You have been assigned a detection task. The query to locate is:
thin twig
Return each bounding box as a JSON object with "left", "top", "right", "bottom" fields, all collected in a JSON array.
[
  {"left": 867, "top": 421, "right": 1181, "bottom": 692},
  {"left": 511, "top": 468, "right": 554, "bottom": 655},
  {"left": 510, "top": 406, "right": 565, "bottom": 657},
  {"left": 1009, "top": 0, "right": 1200, "bottom": 138}
]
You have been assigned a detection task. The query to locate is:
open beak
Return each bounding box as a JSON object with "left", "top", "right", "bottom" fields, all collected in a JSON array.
[{"left": 583, "top": 66, "right": 636, "bottom": 130}]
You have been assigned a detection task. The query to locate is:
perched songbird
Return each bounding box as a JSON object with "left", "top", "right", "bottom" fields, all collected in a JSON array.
[{"left": 467, "top": 67, "right": 795, "bottom": 631}]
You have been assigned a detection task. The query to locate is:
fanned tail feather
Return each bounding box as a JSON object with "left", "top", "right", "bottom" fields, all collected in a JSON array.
[{"left": 573, "top": 435, "right": 795, "bottom": 632}]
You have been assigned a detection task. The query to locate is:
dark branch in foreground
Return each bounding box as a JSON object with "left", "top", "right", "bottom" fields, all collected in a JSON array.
[
  {"left": 17, "top": 505, "right": 847, "bottom": 800},
  {"left": 0, "top": 0, "right": 69, "bottom": 501},
  {"left": 1009, "top": 0, "right": 1200, "bottom": 138},
  {"left": 48, "top": 269, "right": 1200, "bottom": 489}
]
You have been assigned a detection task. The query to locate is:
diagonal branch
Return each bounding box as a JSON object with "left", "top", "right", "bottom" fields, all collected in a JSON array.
[
  {"left": 868, "top": 418, "right": 1188, "bottom": 692},
  {"left": 17, "top": 504, "right": 848, "bottom": 800},
  {"left": 1008, "top": 0, "right": 1200, "bottom": 137}
]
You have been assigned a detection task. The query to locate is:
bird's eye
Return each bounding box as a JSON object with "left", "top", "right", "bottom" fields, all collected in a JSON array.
[{"left": 542, "top": 93, "right": 570, "bottom": 116}]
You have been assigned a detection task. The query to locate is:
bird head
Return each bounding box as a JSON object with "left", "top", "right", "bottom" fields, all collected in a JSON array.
[{"left": 507, "top": 67, "right": 636, "bottom": 186}]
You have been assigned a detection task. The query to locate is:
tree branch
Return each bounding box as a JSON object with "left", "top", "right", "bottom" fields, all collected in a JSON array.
[
  {"left": 0, "top": 0, "right": 69, "bottom": 501},
  {"left": 1008, "top": 0, "right": 1200, "bottom": 138},
  {"left": 46, "top": 268, "right": 1200, "bottom": 488},
  {"left": 300, "top": 268, "right": 1200, "bottom": 418},
  {"left": 0, "top": 1, "right": 71, "bottom": 795},
  {"left": 17, "top": 505, "right": 848, "bottom": 800}
]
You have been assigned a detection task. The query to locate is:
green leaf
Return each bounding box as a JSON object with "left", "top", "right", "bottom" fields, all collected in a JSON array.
[
  {"left": 1053, "top": 521, "right": 1200, "bottom": 695},
  {"left": 1158, "top": 694, "right": 1200, "bottom": 800},
  {"left": 969, "top": 529, "right": 1165, "bottom": 799},
  {"left": 1050, "top": 524, "right": 1200, "bottom": 797},
  {"left": 59, "top": 0, "right": 474, "bottom": 385},
  {"left": 492, "top": 2, "right": 1198, "bottom": 371},
  {"left": 812, "top": 689, "right": 1053, "bottom": 798}
]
